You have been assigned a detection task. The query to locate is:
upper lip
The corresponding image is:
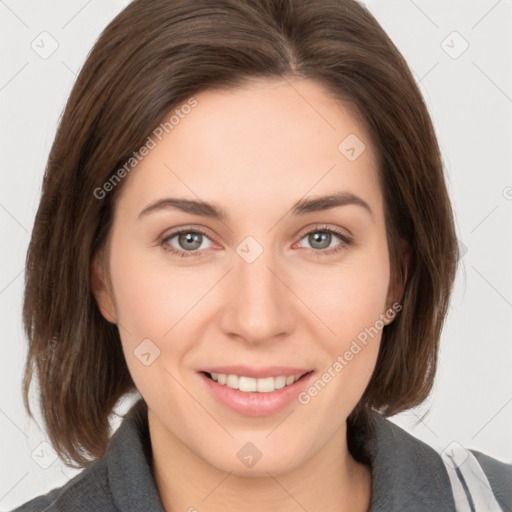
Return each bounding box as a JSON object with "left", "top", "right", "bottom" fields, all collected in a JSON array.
[{"left": 200, "top": 366, "right": 313, "bottom": 379}]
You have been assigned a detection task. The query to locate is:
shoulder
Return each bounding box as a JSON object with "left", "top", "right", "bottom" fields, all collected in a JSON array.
[
  {"left": 366, "top": 413, "right": 456, "bottom": 510},
  {"left": 366, "top": 412, "right": 512, "bottom": 511},
  {"left": 10, "top": 399, "right": 164, "bottom": 512},
  {"left": 9, "top": 458, "right": 116, "bottom": 511},
  {"left": 469, "top": 449, "right": 512, "bottom": 509}
]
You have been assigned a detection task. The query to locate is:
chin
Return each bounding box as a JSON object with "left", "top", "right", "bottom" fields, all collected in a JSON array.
[{"left": 202, "top": 442, "right": 309, "bottom": 478}]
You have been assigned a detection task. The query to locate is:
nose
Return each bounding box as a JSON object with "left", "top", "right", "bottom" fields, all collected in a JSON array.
[{"left": 218, "top": 242, "right": 296, "bottom": 345}]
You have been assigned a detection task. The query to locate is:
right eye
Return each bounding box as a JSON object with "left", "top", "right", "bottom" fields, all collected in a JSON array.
[{"left": 161, "top": 227, "right": 214, "bottom": 258}]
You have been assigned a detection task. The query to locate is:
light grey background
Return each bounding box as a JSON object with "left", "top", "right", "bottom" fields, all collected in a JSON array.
[{"left": 1, "top": 0, "right": 511, "bottom": 509}]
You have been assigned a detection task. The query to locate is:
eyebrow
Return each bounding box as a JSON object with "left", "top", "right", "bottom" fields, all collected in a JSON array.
[{"left": 138, "top": 191, "right": 373, "bottom": 221}]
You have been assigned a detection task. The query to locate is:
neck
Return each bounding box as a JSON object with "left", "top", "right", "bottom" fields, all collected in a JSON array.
[{"left": 148, "top": 411, "right": 371, "bottom": 512}]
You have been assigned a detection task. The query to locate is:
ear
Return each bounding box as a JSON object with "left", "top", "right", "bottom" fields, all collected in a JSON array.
[{"left": 90, "top": 250, "right": 118, "bottom": 324}]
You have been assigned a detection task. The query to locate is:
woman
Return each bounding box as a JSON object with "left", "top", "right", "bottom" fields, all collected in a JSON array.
[{"left": 14, "top": 0, "right": 511, "bottom": 510}]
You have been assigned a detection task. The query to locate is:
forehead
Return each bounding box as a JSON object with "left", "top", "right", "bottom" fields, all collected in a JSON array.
[{"left": 115, "top": 77, "right": 382, "bottom": 221}]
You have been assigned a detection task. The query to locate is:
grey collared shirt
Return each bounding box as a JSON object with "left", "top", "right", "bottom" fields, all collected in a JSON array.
[{"left": 12, "top": 399, "right": 512, "bottom": 511}]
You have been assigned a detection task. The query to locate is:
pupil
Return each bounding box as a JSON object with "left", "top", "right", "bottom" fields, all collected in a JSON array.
[
  {"left": 179, "top": 232, "right": 202, "bottom": 250},
  {"left": 310, "top": 232, "right": 330, "bottom": 249}
]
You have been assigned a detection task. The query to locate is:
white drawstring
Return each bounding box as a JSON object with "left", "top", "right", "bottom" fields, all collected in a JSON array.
[{"left": 440, "top": 443, "right": 504, "bottom": 512}]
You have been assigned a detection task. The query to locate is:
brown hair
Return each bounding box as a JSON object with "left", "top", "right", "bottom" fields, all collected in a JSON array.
[{"left": 22, "top": 0, "right": 459, "bottom": 467}]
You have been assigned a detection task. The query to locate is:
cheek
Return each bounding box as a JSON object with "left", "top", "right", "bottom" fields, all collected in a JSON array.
[
  {"left": 109, "top": 225, "right": 390, "bottom": 359},
  {"left": 297, "top": 246, "right": 390, "bottom": 395},
  {"left": 303, "top": 252, "right": 390, "bottom": 340},
  {"left": 109, "top": 243, "right": 206, "bottom": 337},
  {"left": 107, "top": 240, "right": 220, "bottom": 397},
  {"left": 299, "top": 271, "right": 387, "bottom": 418}
]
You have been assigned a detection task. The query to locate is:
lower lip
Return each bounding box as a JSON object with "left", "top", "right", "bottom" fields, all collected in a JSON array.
[{"left": 199, "top": 372, "right": 314, "bottom": 416}]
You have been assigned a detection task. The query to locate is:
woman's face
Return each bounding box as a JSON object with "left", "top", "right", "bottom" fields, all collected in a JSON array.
[{"left": 93, "top": 78, "right": 399, "bottom": 476}]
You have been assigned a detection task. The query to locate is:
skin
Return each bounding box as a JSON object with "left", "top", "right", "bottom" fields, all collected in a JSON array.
[{"left": 92, "top": 77, "right": 406, "bottom": 512}]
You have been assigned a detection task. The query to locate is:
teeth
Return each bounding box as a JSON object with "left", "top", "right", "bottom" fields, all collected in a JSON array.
[
  {"left": 209, "top": 373, "right": 303, "bottom": 393},
  {"left": 274, "top": 376, "right": 286, "bottom": 389},
  {"left": 285, "top": 375, "right": 295, "bottom": 385},
  {"left": 239, "top": 376, "right": 257, "bottom": 392},
  {"left": 226, "top": 374, "right": 239, "bottom": 389}
]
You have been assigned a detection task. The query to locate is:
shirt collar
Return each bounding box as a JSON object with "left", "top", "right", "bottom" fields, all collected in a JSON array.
[
  {"left": 365, "top": 412, "right": 456, "bottom": 511},
  {"left": 106, "top": 399, "right": 455, "bottom": 511},
  {"left": 107, "top": 399, "right": 165, "bottom": 511}
]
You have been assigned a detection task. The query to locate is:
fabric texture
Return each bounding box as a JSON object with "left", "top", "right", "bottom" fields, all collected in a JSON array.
[
  {"left": 440, "top": 443, "right": 506, "bottom": 511},
  {"left": 11, "top": 399, "right": 512, "bottom": 511}
]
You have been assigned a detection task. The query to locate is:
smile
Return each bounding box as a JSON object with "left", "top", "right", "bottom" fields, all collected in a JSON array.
[
  {"left": 199, "top": 368, "right": 315, "bottom": 416},
  {"left": 207, "top": 372, "right": 304, "bottom": 393}
]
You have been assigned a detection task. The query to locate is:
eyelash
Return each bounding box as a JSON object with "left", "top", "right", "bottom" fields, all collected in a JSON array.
[{"left": 160, "top": 224, "right": 352, "bottom": 259}]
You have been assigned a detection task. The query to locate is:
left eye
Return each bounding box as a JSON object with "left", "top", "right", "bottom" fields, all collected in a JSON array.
[{"left": 298, "top": 229, "right": 347, "bottom": 251}]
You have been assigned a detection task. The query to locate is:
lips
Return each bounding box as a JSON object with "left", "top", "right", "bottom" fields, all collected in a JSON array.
[{"left": 199, "top": 368, "right": 315, "bottom": 416}]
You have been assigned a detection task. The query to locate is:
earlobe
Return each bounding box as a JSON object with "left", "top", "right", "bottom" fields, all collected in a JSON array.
[{"left": 90, "top": 251, "right": 118, "bottom": 324}]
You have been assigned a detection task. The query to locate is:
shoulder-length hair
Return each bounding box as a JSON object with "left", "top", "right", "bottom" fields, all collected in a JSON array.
[{"left": 23, "top": 0, "right": 459, "bottom": 467}]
